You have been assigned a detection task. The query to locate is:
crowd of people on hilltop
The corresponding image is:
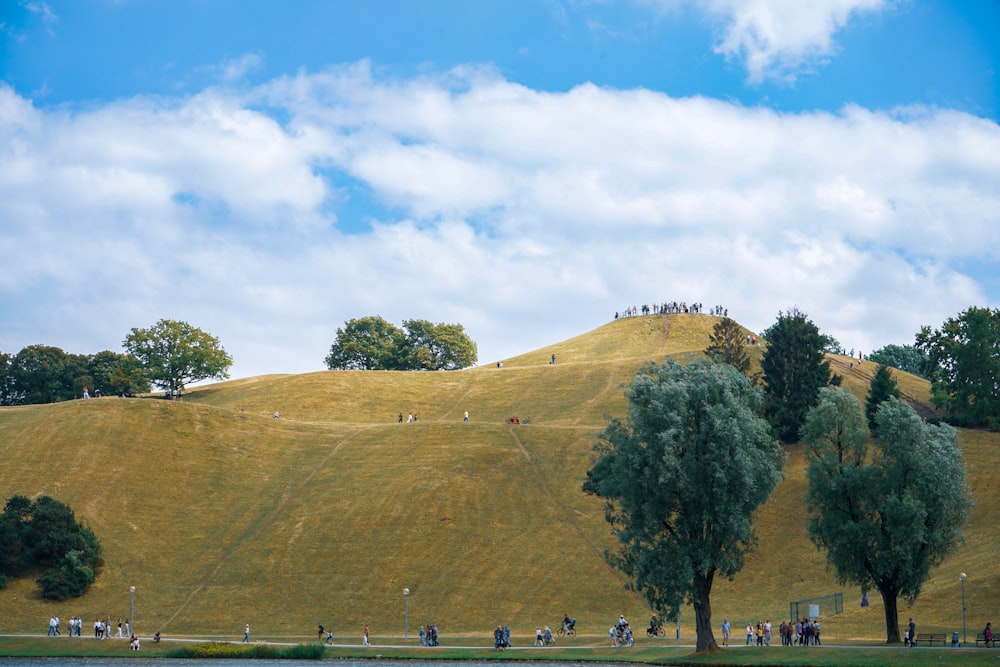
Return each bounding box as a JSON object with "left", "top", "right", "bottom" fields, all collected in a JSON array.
[{"left": 615, "top": 302, "right": 727, "bottom": 319}]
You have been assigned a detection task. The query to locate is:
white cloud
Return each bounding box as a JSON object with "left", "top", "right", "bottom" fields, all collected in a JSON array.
[
  {"left": 691, "top": 0, "right": 890, "bottom": 83},
  {"left": 0, "top": 69, "right": 997, "bottom": 380}
]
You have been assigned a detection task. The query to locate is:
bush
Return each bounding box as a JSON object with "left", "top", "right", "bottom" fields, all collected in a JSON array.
[
  {"left": 0, "top": 494, "right": 102, "bottom": 599},
  {"left": 36, "top": 550, "right": 95, "bottom": 600},
  {"left": 168, "top": 642, "right": 325, "bottom": 660}
]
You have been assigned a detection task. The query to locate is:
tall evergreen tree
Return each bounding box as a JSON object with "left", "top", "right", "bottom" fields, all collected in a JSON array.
[
  {"left": 585, "top": 358, "right": 783, "bottom": 652},
  {"left": 704, "top": 317, "right": 751, "bottom": 375},
  {"left": 865, "top": 363, "right": 900, "bottom": 434},
  {"left": 801, "top": 389, "right": 972, "bottom": 643},
  {"left": 760, "top": 308, "right": 832, "bottom": 443}
]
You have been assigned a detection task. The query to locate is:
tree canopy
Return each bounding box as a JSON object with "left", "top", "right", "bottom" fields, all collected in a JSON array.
[
  {"left": 704, "top": 317, "right": 751, "bottom": 375},
  {"left": 584, "top": 358, "right": 784, "bottom": 652},
  {"left": 123, "top": 319, "right": 232, "bottom": 392},
  {"left": 868, "top": 344, "right": 928, "bottom": 379},
  {"left": 0, "top": 346, "right": 150, "bottom": 406},
  {"left": 0, "top": 495, "right": 103, "bottom": 599},
  {"left": 325, "top": 316, "right": 477, "bottom": 371},
  {"left": 801, "top": 389, "right": 972, "bottom": 643},
  {"left": 760, "top": 308, "right": 832, "bottom": 443},
  {"left": 915, "top": 306, "right": 1000, "bottom": 427}
]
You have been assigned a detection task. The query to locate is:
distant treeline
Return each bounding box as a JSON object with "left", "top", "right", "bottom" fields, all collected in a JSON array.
[{"left": 0, "top": 345, "right": 149, "bottom": 406}]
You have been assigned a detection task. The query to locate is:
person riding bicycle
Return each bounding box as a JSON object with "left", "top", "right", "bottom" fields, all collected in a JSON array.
[
  {"left": 562, "top": 614, "right": 576, "bottom": 634},
  {"left": 648, "top": 613, "right": 662, "bottom": 636}
]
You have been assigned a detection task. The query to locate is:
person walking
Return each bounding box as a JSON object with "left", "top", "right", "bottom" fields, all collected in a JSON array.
[
  {"left": 363, "top": 624, "right": 370, "bottom": 646},
  {"left": 243, "top": 624, "right": 250, "bottom": 643}
]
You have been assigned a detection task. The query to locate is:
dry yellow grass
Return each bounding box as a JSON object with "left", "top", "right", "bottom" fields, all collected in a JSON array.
[{"left": 0, "top": 314, "right": 994, "bottom": 644}]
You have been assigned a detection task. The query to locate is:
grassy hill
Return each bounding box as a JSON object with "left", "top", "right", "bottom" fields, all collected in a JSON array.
[{"left": 0, "top": 313, "right": 997, "bottom": 644}]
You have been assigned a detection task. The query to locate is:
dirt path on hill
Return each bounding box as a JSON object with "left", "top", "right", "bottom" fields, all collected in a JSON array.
[
  {"left": 571, "top": 368, "right": 622, "bottom": 427},
  {"left": 506, "top": 426, "right": 645, "bottom": 605},
  {"left": 157, "top": 427, "right": 365, "bottom": 632},
  {"left": 828, "top": 357, "right": 936, "bottom": 419}
]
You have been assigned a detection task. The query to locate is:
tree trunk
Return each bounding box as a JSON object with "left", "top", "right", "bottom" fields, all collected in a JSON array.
[
  {"left": 694, "top": 571, "right": 719, "bottom": 652},
  {"left": 880, "top": 586, "right": 901, "bottom": 644}
]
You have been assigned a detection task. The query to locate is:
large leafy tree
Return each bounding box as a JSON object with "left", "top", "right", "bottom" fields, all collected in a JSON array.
[
  {"left": 584, "top": 358, "right": 784, "bottom": 652},
  {"left": 325, "top": 316, "right": 478, "bottom": 370},
  {"left": 6, "top": 345, "right": 89, "bottom": 405},
  {"left": 801, "top": 389, "right": 972, "bottom": 643},
  {"left": 760, "top": 308, "right": 832, "bottom": 443},
  {"left": 400, "top": 319, "right": 478, "bottom": 370},
  {"left": 704, "top": 317, "right": 751, "bottom": 375},
  {"left": 0, "top": 351, "right": 15, "bottom": 406},
  {"left": 123, "top": 319, "right": 232, "bottom": 392},
  {"left": 865, "top": 364, "right": 900, "bottom": 434},
  {"left": 325, "top": 316, "right": 405, "bottom": 370},
  {"left": 868, "top": 344, "right": 928, "bottom": 379},
  {"left": 915, "top": 306, "right": 1000, "bottom": 427},
  {"left": 88, "top": 350, "right": 150, "bottom": 396}
]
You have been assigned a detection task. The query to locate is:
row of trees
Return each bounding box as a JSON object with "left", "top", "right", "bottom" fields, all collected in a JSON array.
[
  {"left": 2, "top": 314, "right": 479, "bottom": 405},
  {"left": 0, "top": 346, "right": 149, "bottom": 405},
  {"left": 324, "top": 316, "right": 477, "bottom": 371},
  {"left": 586, "top": 355, "right": 971, "bottom": 651},
  {"left": 0, "top": 319, "right": 234, "bottom": 406},
  {"left": 586, "top": 306, "right": 982, "bottom": 651},
  {"left": 0, "top": 495, "right": 104, "bottom": 600},
  {"left": 706, "top": 305, "right": 1000, "bottom": 437}
]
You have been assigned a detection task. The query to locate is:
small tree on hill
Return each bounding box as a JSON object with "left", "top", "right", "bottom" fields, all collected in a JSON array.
[
  {"left": 704, "top": 317, "right": 751, "bottom": 375},
  {"left": 584, "top": 358, "right": 784, "bottom": 652},
  {"left": 760, "top": 308, "right": 831, "bottom": 443},
  {"left": 123, "top": 319, "right": 232, "bottom": 393},
  {"left": 865, "top": 363, "right": 900, "bottom": 435},
  {"left": 801, "top": 389, "right": 972, "bottom": 644}
]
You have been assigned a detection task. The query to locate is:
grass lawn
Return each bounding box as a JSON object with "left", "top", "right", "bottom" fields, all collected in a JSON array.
[{"left": 1, "top": 635, "right": 998, "bottom": 666}]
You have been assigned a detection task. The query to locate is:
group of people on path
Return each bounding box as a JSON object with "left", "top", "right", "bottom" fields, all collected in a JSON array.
[
  {"left": 743, "top": 618, "right": 820, "bottom": 646},
  {"left": 47, "top": 614, "right": 138, "bottom": 649},
  {"left": 610, "top": 615, "right": 633, "bottom": 647},
  {"left": 493, "top": 625, "right": 512, "bottom": 650},
  {"left": 47, "top": 615, "right": 131, "bottom": 639}
]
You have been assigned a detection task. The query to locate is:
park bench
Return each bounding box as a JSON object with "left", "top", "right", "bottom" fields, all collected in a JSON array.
[
  {"left": 976, "top": 632, "right": 996, "bottom": 647},
  {"left": 914, "top": 633, "right": 947, "bottom": 646}
]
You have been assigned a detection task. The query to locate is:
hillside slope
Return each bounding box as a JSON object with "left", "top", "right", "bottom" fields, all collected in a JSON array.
[{"left": 0, "top": 313, "right": 996, "bottom": 642}]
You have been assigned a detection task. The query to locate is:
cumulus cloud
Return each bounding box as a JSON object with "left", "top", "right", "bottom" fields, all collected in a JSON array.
[
  {"left": 668, "top": 0, "right": 891, "bottom": 83},
  {"left": 0, "top": 67, "right": 997, "bottom": 378}
]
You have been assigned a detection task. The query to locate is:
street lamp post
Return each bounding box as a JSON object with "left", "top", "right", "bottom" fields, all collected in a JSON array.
[
  {"left": 960, "top": 573, "right": 967, "bottom": 645},
  {"left": 403, "top": 588, "right": 410, "bottom": 641},
  {"left": 129, "top": 586, "right": 136, "bottom": 637}
]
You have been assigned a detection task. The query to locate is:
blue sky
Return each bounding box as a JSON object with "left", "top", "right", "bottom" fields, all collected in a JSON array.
[{"left": 1, "top": 1, "right": 999, "bottom": 380}]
